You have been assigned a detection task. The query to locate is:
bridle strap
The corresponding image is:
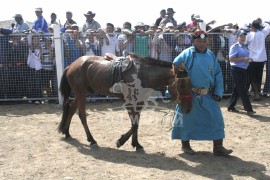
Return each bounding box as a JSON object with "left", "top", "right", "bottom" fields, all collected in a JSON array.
[{"left": 179, "top": 94, "right": 192, "bottom": 102}]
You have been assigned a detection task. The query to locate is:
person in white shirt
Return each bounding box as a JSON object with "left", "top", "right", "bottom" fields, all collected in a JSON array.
[
  {"left": 83, "top": 29, "right": 101, "bottom": 56},
  {"left": 99, "top": 23, "right": 120, "bottom": 56},
  {"left": 27, "top": 35, "right": 43, "bottom": 103},
  {"left": 246, "top": 20, "right": 270, "bottom": 100},
  {"left": 49, "top": 12, "right": 59, "bottom": 25}
]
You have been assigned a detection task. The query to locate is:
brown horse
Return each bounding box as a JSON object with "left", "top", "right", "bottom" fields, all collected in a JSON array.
[{"left": 58, "top": 53, "right": 192, "bottom": 151}]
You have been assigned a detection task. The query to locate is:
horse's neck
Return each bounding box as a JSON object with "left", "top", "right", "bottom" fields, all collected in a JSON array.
[{"left": 139, "top": 67, "right": 174, "bottom": 88}]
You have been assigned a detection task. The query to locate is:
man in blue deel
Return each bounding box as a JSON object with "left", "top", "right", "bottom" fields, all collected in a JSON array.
[{"left": 172, "top": 27, "right": 233, "bottom": 156}]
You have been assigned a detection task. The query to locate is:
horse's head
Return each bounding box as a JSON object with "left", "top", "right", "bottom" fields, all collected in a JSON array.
[{"left": 169, "top": 62, "right": 193, "bottom": 114}]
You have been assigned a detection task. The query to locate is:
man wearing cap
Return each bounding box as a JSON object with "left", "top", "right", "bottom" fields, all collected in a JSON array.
[
  {"left": 171, "top": 28, "right": 233, "bottom": 156},
  {"left": 64, "top": 11, "right": 77, "bottom": 29},
  {"left": 32, "top": 8, "right": 49, "bottom": 33},
  {"left": 82, "top": 11, "right": 101, "bottom": 33},
  {"left": 227, "top": 30, "right": 256, "bottom": 115},
  {"left": 13, "top": 14, "right": 30, "bottom": 33},
  {"left": 246, "top": 20, "right": 270, "bottom": 100}
]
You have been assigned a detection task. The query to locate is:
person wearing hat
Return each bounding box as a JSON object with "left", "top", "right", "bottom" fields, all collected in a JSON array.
[
  {"left": 176, "top": 22, "right": 187, "bottom": 32},
  {"left": 171, "top": 28, "right": 233, "bottom": 156},
  {"left": 13, "top": 14, "right": 30, "bottom": 33},
  {"left": 32, "top": 7, "right": 49, "bottom": 33},
  {"left": 227, "top": 30, "right": 256, "bottom": 115},
  {"left": 82, "top": 11, "right": 101, "bottom": 33},
  {"left": 159, "top": 8, "right": 177, "bottom": 28},
  {"left": 245, "top": 19, "right": 270, "bottom": 100},
  {"left": 133, "top": 22, "right": 151, "bottom": 57},
  {"left": 64, "top": 11, "right": 77, "bottom": 29}
]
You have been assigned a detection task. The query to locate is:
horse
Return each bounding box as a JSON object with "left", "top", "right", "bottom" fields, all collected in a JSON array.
[{"left": 58, "top": 53, "right": 192, "bottom": 151}]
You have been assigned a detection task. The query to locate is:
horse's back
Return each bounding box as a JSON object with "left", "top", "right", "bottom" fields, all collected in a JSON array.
[
  {"left": 66, "top": 56, "right": 112, "bottom": 75},
  {"left": 65, "top": 56, "right": 116, "bottom": 95}
]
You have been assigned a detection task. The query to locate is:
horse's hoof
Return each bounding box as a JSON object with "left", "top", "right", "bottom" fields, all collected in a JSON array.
[
  {"left": 116, "top": 140, "right": 122, "bottom": 148},
  {"left": 136, "top": 147, "right": 145, "bottom": 153},
  {"left": 90, "top": 143, "right": 99, "bottom": 149},
  {"left": 65, "top": 135, "right": 72, "bottom": 140}
]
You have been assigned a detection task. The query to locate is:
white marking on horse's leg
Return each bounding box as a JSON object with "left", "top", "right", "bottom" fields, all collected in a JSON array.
[{"left": 130, "top": 114, "right": 139, "bottom": 125}]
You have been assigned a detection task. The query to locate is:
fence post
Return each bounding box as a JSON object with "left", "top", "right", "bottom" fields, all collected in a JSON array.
[{"left": 53, "top": 25, "right": 64, "bottom": 105}]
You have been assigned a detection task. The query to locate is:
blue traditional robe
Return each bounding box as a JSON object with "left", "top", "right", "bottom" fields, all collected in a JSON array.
[{"left": 172, "top": 46, "right": 225, "bottom": 141}]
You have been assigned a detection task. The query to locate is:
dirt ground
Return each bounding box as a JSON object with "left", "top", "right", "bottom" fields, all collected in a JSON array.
[{"left": 0, "top": 96, "right": 269, "bottom": 180}]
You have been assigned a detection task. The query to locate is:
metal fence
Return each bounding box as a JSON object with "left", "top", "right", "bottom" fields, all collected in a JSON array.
[{"left": 0, "top": 26, "right": 268, "bottom": 103}]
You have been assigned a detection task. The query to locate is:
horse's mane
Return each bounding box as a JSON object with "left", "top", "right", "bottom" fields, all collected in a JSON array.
[{"left": 130, "top": 53, "right": 173, "bottom": 68}]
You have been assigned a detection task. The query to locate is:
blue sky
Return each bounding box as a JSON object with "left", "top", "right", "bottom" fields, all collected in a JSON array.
[{"left": 0, "top": 0, "right": 268, "bottom": 29}]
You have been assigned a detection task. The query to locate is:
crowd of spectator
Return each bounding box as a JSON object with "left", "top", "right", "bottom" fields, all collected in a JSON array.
[{"left": 0, "top": 7, "right": 270, "bottom": 103}]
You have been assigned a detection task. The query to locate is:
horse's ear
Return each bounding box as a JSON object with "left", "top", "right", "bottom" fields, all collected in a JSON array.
[
  {"left": 180, "top": 61, "right": 186, "bottom": 69},
  {"left": 174, "top": 61, "right": 185, "bottom": 69},
  {"left": 173, "top": 64, "right": 179, "bottom": 75}
]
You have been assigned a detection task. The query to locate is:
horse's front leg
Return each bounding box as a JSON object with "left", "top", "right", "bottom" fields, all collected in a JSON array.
[
  {"left": 117, "top": 103, "right": 144, "bottom": 151},
  {"left": 131, "top": 102, "right": 144, "bottom": 151},
  {"left": 116, "top": 105, "right": 140, "bottom": 150},
  {"left": 131, "top": 122, "right": 143, "bottom": 151},
  {"left": 118, "top": 117, "right": 144, "bottom": 151},
  {"left": 77, "top": 96, "right": 97, "bottom": 146}
]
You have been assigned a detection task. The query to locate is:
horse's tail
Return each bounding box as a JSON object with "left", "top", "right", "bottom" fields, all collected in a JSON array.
[
  {"left": 58, "top": 68, "right": 71, "bottom": 134},
  {"left": 60, "top": 68, "right": 71, "bottom": 100}
]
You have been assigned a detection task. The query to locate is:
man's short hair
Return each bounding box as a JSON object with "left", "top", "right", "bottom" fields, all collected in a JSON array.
[
  {"left": 66, "top": 11, "right": 72, "bottom": 15},
  {"left": 107, "top": 23, "right": 114, "bottom": 29},
  {"left": 123, "top": 22, "right": 132, "bottom": 28}
]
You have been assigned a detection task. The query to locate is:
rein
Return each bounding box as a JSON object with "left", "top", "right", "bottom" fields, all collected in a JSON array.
[
  {"left": 167, "top": 77, "right": 192, "bottom": 103},
  {"left": 179, "top": 94, "right": 192, "bottom": 102}
]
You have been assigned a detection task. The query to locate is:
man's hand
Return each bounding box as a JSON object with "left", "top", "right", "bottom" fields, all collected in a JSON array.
[{"left": 214, "top": 95, "right": 221, "bottom": 101}]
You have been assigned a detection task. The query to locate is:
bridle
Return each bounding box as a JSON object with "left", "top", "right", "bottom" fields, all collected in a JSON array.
[{"left": 170, "top": 63, "right": 192, "bottom": 103}]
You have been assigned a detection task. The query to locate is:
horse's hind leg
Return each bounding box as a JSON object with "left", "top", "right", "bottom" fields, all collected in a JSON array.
[
  {"left": 77, "top": 97, "right": 97, "bottom": 146},
  {"left": 64, "top": 100, "right": 78, "bottom": 139}
]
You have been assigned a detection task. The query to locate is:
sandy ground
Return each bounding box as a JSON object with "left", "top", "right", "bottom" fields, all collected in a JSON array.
[{"left": 0, "top": 97, "right": 269, "bottom": 180}]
